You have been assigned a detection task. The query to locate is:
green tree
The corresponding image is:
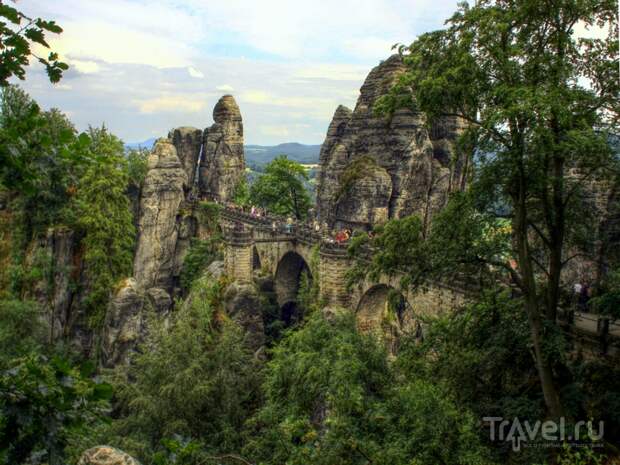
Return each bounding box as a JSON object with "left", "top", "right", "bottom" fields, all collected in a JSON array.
[
  {"left": 244, "top": 311, "right": 491, "bottom": 465},
  {"left": 233, "top": 175, "right": 251, "bottom": 207},
  {"left": 74, "top": 127, "right": 135, "bottom": 327},
  {"left": 96, "top": 276, "right": 262, "bottom": 464},
  {"left": 0, "top": 354, "right": 112, "bottom": 465},
  {"left": 0, "top": 1, "right": 68, "bottom": 85},
  {"left": 0, "top": 298, "right": 45, "bottom": 365},
  {"left": 375, "top": 0, "right": 619, "bottom": 419},
  {"left": 250, "top": 156, "right": 311, "bottom": 219},
  {"left": 125, "top": 147, "right": 149, "bottom": 190},
  {"left": 179, "top": 237, "right": 223, "bottom": 294}
]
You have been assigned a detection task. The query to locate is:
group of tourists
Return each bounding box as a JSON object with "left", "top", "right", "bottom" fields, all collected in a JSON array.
[
  {"left": 333, "top": 228, "right": 353, "bottom": 244},
  {"left": 212, "top": 196, "right": 371, "bottom": 247}
]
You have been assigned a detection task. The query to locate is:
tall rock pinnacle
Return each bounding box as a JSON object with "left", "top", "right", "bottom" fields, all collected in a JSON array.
[
  {"left": 316, "top": 55, "right": 468, "bottom": 231},
  {"left": 198, "top": 95, "right": 245, "bottom": 201}
]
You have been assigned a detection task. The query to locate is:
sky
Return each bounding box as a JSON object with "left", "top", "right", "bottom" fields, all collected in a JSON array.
[{"left": 16, "top": 0, "right": 462, "bottom": 145}]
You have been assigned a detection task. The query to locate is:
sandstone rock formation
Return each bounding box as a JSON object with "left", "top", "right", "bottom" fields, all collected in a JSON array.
[
  {"left": 223, "top": 281, "right": 265, "bottom": 352},
  {"left": 198, "top": 95, "right": 245, "bottom": 201},
  {"left": 133, "top": 138, "right": 187, "bottom": 291},
  {"left": 333, "top": 156, "right": 392, "bottom": 227},
  {"left": 102, "top": 278, "right": 144, "bottom": 366},
  {"left": 169, "top": 126, "right": 202, "bottom": 190},
  {"left": 316, "top": 54, "right": 468, "bottom": 231},
  {"left": 78, "top": 446, "right": 141, "bottom": 465}
]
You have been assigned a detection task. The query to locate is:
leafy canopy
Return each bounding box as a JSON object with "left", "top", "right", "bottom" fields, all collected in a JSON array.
[
  {"left": 250, "top": 155, "right": 311, "bottom": 219},
  {"left": 74, "top": 127, "right": 136, "bottom": 328},
  {"left": 0, "top": 1, "right": 68, "bottom": 85}
]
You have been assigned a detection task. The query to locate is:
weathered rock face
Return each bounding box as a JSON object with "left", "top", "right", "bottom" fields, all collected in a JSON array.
[
  {"left": 316, "top": 54, "right": 468, "bottom": 231},
  {"left": 78, "top": 446, "right": 141, "bottom": 465},
  {"left": 102, "top": 278, "right": 144, "bottom": 367},
  {"left": 223, "top": 281, "right": 265, "bottom": 353},
  {"left": 333, "top": 157, "right": 392, "bottom": 230},
  {"left": 198, "top": 95, "right": 245, "bottom": 201},
  {"left": 133, "top": 138, "right": 187, "bottom": 291},
  {"left": 169, "top": 126, "right": 202, "bottom": 190}
]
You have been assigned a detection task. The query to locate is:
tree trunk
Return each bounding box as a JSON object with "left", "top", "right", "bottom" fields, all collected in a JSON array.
[{"left": 514, "top": 185, "right": 564, "bottom": 419}]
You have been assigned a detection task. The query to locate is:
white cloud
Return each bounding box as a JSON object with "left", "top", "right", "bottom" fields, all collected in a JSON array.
[
  {"left": 16, "top": 0, "right": 464, "bottom": 144},
  {"left": 188, "top": 67, "right": 205, "bottom": 78},
  {"left": 134, "top": 95, "right": 207, "bottom": 114},
  {"left": 69, "top": 60, "right": 101, "bottom": 74},
  {"left": 217, "top": 84, "right": 235, "bottom": 92}
]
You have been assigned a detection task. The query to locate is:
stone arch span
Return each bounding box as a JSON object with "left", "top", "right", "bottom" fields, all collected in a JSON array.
[
  {"left": 252, "top": 245, "right": 262, "bottom": 270},
  {"left": 274, "top": 251, "right": 312, "bottom": 326},
  {"left": 355, "top": 284, "right": 417, "bottom": 352}
]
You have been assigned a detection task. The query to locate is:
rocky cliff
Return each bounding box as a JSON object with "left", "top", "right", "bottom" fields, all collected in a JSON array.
[
  {"left": 199, "top": 95, "right": 245, "bottom": 201},
  {"left": 169, "top": 126, "right": 203, "bottom": 191},
  {"left": 316, "top": 54, "right": 468, "bottom": 231},
  {"left": 103, "top": 96, "right": 247, "bottom": 365},
  {"left": 133, "top": 138, "right": 187, "bottom": 291}
]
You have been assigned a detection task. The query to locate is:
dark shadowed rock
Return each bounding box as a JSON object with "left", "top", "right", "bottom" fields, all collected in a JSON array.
[
  {"left": 316, "top": 55, "right": 468, "bottom": 231},
  {"left": 169, "top": 126, "right": 203, "bottom": 189},
  {"left": 223, "top": 282, "right": 265, "bottom": 352},
  {"left": 198, "top": 95, "right": 245, "bottom": 201},
  {"left": 146, "top": 287, "right": 172, "bottom": 314}
]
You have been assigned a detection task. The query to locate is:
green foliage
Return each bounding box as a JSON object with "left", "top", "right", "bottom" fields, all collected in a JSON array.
[
  {"left": 74, "top": 127, "right": 135, "bottom": 328},
  {"left": 97, "top": 276, "right": 262, "bottom": 464},
  {"left": 0, "top": 86, "right": 89, "bottom": 225},
  {"left": 249, "top": 156, "right": 311, "bottom": 219},
  {"left": 555, "top": 442, "right": 606, "bottom": 465},
  {"left": 0, "top": 354, "right": 112, "bottom": 465},
  {"left": 296, "top": 245, "right": 321, "bottom": 315},
  {"left": 590, "top": 268, "right": 620, "bottom": 319},
  {"left": 244, "top": 311, "right": 491, "bottom": 465},
  {"left": 0, "top": 87, "right": 138, "bottom": 333},
  {"left": 0, "top": 298, "right": 45, "bottom": 364},
  {"left": 179, "top": 237, "right": 223, "bottom": 293},
  {"left": 125, "top": 147, "right": 149, "bottom": 189},
  {"left": 0, "top": 2, "right": 68, "bottom": 85},
  {"left": 233, "top": 175, "right": 251, "bottom": 207},
  {"left": 196, "top": 201, "right": 222, "bottom": 234}
]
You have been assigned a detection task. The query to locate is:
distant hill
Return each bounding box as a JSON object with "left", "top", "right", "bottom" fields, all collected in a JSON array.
[
  {"left": 245, "top": 143, "right": 321, "bottom": 165},
  {"left": 125, "top": 137, "right": 157, "bottom": 150},
  {"left": 124, "top": 139, "right": 321, "bottom": 165}
]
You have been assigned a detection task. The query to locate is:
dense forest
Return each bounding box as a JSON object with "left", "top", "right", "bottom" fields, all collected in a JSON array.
[{"left": 1, "top": 1, "right": 620, "bottom": 465}]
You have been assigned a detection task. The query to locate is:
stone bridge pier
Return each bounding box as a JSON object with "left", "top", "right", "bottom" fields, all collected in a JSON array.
[
  {"left": 318, "top": 245, "right": 351, "bottom": 308},
  {"left": 223, "top": 228, "right": 253, "bottom": 283}
]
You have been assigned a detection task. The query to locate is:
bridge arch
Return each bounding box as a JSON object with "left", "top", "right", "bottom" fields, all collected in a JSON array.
[
  {"left": 275, "top": 251, "right": 312, "bottom": 326},
  {"left": 252, "top": 245, "right": 262, "bottom": 270},
  {"left": 355, "top": 283, "right": 417, "bottom": 352}
]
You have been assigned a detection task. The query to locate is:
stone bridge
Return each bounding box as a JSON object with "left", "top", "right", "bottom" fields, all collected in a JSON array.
[
  {"left": 215, "top": 206, "right": 620, "bottom": 356},
  {"left": 218, "top": 206, "right": 467, "bottom": 338}
]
